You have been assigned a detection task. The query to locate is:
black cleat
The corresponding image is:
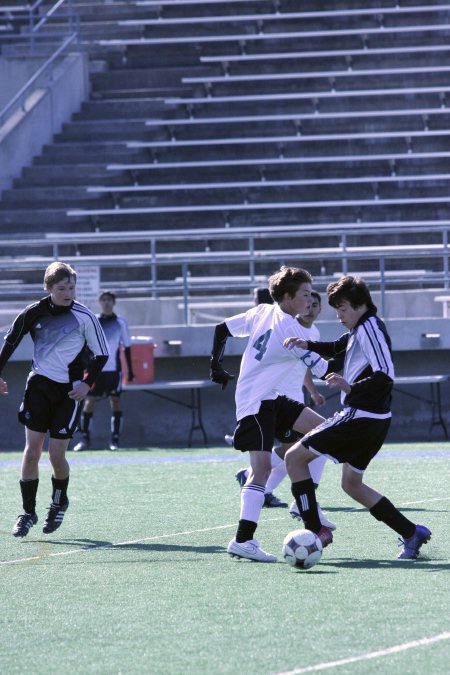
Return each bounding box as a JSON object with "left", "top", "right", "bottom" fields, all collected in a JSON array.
[
  {"left": 12, "top": 512, "right": 38, "bottom": 538},
  {"left": 263, "top": 492, "right": 288, "bottom": 508},
  {"left": 42, "top": 500, "right": 69, "bottom": 534}
]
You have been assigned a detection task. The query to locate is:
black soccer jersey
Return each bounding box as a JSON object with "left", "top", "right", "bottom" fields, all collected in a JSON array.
[
  {"left": 0, "top": 297, "right": 109, "bottom": 385},
  {"left": 307, "top": 310, "right": 394, "bottom": 416}
]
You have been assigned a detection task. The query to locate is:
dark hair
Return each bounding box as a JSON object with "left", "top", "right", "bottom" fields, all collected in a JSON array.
[
  {"left": 268, "top": 266, "right": 312, "bottom": 303},
  {"left": 311, "top": 290, "right": 321, "bottom": 305},
  {"left": 327, "top": 276, "right": 377, "bottom": 312},
  {"left": 99, "top": 290, "right": 116, "bottom": 303},
  {"left": 254, "top": 288, "right": 274, "bottom": 305}
]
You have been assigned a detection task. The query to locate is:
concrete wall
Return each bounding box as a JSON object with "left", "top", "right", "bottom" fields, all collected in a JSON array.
[
  {"left": 0, "top": 319, "right": 449, "bottom": 451},
  {"left": 0, "top": 51, "right": 89, "bottom": 194},
  {"left": 0, "top": 57, "right": 46, "bottom": 108}
]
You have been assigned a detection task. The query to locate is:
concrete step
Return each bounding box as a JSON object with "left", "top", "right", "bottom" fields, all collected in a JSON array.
[{"left": 15, "top": 165, "right": 128, "bottom": 188}]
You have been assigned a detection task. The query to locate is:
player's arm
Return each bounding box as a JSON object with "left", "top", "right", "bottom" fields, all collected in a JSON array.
[
  {"left": 120, "top": 319, "right": 135, "bottom": 382},
  {"left": 303, "top": 369, "right": 325, "bottom": 406},
  {"left": 284, "top": 333, "right": 349, "bottom": 357},
  {"left": 210, "top": 321, "right": 235, "bottom": 390},
  {"left": 81, "top": 313, "right": 110, "bottom": 387},
  {"left": 0, "top": 307, "right": 32, "bottom": 386},
  {"left": 344, "top": 320, "right": 394, "bottom": 402}
]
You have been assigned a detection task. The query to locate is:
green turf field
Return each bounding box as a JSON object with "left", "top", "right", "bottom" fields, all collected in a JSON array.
[{"left": 0, "top": 442, "right": 448, "bottom": 674}]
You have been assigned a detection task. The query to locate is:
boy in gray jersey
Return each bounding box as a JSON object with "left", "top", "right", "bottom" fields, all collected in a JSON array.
[
  {"left": 74, "top": 290, "right": 134, "bottom": 452},
  {"left": 0, "top": 262, "right": 109, "bottom": 537},
  {"left": 284, "top": 276, "right": 431, "bottom": 560}
]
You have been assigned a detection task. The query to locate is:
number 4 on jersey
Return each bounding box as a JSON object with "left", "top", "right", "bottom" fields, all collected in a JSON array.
[{"left": 252, "top": 329, "right": 272, "bottom": 361}]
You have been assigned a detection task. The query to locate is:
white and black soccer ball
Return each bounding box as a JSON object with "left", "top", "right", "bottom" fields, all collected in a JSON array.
[{"left": 282, "top": 528, "right": 323, "bottom": 570}]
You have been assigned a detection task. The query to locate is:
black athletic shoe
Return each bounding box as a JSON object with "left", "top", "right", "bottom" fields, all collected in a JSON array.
[
  {"left": 263, "top": 493, "right": 288, "bottom": 508},
  {"left": 12, "top": 512, "right": 38, "bottom": 537},
  {"left": 42, "top": 500, "right": 69, "bottom": 534}
]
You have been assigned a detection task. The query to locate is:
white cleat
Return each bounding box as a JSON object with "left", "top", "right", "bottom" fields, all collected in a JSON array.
[
  {"left": 227, "top": 538, "right": 277, "bottom": 562},
  {"left": 73, "top": 439, "right": 88, "bottom": 452},
  {"left": 224, "top": 434, "right": 234, "bottom": 446},
  {"left": 289, "top": 500, "right": 337, "bottom": 530}
]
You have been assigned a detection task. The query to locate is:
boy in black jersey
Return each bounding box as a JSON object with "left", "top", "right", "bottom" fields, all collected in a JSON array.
[
  {"left": 284, "top": 276, "right": 431, "bottom": 560},
  {"left": 0, "top": 262, "right": 109, "bottom": 537}
]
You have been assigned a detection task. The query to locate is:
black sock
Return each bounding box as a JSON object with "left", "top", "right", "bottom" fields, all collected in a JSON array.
[
  {"left": 235, "top": 519, "right": 257, "bottom": 543},
  {"left": 370, "top": 496, "right": 416, "bottom": 539},
  {"left": 51, "top": 476, "right": 69, "bottom": 506},
  {"left": 291, "top": 479, "right": 322, "bottom": 533},
  {"left": 111, "top": 412, "right": 123, "bottom": 439},
  {"left": 20, "top": 479, "right": 39, "bottom": 514},
  {"left": 80, "top": 412, "right": 92, "bottom": 440}
]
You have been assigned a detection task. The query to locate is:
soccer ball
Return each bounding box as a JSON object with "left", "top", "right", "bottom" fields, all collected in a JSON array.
[{"left": 282, "top": 528, "right": 323, "bottom": 570}]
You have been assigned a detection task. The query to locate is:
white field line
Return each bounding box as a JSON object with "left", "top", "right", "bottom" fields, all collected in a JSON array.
[
  {"left": 275, "top": 631, "right": 450, "bottom": 675},
  {"left": 0, "top": 517, "right": 286, "bottom": 566}
]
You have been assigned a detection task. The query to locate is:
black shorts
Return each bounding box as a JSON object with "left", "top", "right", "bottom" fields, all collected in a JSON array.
[
  {"left": 18, "top": 374, "right": 82, "bottom": 440},
  {"left": 87, "top": 371, "right": 122, "bottom": 398},
  {"left": 233, "top": 396, "right": 305, "bottom": 453},
  {"left": 301, "top": 409, "right": 391, "bottom": 473}
]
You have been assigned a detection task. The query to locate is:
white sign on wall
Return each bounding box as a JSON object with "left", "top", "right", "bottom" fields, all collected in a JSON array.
[{"left": 75, "top": 265, "right": 100, "bottom": 311}]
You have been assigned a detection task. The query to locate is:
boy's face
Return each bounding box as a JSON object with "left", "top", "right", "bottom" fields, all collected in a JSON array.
[
  {"left": 280, "top": 282, "right": 312, "bottom": 317},
  {"left": 335, "top": 300, "right": 367, "bottom": 329},
  {"left": 48, "top": 276, "right": 76, "bottom": 307},
  {"left": 299, "top": 296, "right": 321, "bottom": 327},
  {"left": 99, "top": 295, "right": 115, "bottom": 315}
]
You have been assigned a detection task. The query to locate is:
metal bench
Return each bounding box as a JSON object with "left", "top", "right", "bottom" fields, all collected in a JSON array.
[{"left": 106, "top": 150, "right": 450, "bottom": 174}]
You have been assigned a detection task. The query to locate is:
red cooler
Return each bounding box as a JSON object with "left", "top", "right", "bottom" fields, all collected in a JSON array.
[{"left": 121, "top": 336, "right": 155, "bottom": 384}]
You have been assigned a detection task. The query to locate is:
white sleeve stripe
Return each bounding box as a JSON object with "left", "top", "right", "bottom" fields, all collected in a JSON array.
[
  {"left": 72, "top": 305, "right": 109, "bottom": 354},
  {"left": 362, "top": 319, "right": 393, "bottom": 376}
]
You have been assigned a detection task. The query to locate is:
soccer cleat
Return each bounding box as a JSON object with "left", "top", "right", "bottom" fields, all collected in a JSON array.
[
  {"left": 42, "top": 500, "right": 69, "bottom": 534},
  {"left": 235, "top": 468, "right": 248, "bottom": 488},
  {"left": 12, "top": 512, "right": 38, "bottom": 538},
  {"left": 227, "top": 538, "right": 277, "bottom": 562},
  {"left": 109, "top": 436, "right": 119, "bottom": 451},
  {"left": 73, "top": 439, "right": 88, "bottom": 452},
  {"left": 397, "top": 524, "right": 432, "bottom": 560},
  {"left": 289, "top": 499, "right": 337, "bottom": 530},
  {"left": 224, "top": 434, "right": 234, "bottom": 446},
  {"left": 264, "top": 493, "right": 288, "bottom": 508},
  {"left": 317, "top": 526, "right": 333, "bottom": 549}
]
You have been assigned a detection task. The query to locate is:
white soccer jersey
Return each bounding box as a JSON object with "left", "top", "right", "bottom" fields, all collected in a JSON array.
[
  {"left": 225, "top": 304, "right": 328, "bottom": 420},
  {"left": 277, "top": 323, "right": 321, "bottom": 403}
]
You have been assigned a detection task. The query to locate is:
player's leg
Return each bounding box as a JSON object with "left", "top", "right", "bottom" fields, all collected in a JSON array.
[
  {"left": 109, "top": 394, "right": 123, "bottom": 450},
  {"left": 74, "top": 396, "right": 95, "bottom": 451},
  {"left": 341, "top": 463, "right": 431, "bottom": 559},
  {"left": 285, "top": 407, "right": 333, "bottom": 546},
  {"left": 227, "top": 403, "right": 279, "bottom": 562},
  {"left": 43, "top": 392, "right": 81, "bottom": 534},
  {"left": 263, "top": 444, "right": 288, "bottom": 507},
  {"left": 289, "top": 452, "right": 336, "bottom": 529},
  {"left": 12, "top": 428, "right": 45, "bottom": 537}
]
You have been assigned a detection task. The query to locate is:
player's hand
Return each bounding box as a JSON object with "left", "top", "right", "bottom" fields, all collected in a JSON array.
[
  {"left": 68, "top": 380, "right": 90, "bottom": 401},
  {"left": 210, "top": 366, "right": 235, "bottom": 390},
  {"left": 325, "top": 372, "right": 351, "bottom": 395},
  {"left": 283, "top": 337, "right": 308, "bottom": 350},
  {"left": 0, "top": 377, "right": 8, "bottom": 395},
  {"left": 127, "top": 372, "right": 135, "bottom": 383},
  {"left": 311, "top": 391, "right": 326, "bottom": 407}
]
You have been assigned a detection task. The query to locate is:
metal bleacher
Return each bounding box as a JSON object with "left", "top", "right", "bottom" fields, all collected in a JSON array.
[{"left": 1, "top": 0, "right": 450, "bottom": 312}]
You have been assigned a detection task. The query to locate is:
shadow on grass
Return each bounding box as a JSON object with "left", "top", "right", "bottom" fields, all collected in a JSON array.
[
  {"left": 324, "top": 557, "right": 449, "bottom": 571},
  {"left": 23, "top": 537, "right": 226, "bottom": 555}
]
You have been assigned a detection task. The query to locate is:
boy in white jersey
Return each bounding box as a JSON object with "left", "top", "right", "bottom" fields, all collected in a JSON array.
[
  {"left": 0, "top": 262, "right": 109, "bottom": 537},
  {"left": 210, "top": 267, "right": 334, "bottom": 562},
  {"left": 74, "top": 290, "right": 134, "bottom": 452},
  {"left": 284, "top": 276, "right": 431, "bottom": 560},
  {"left": 234, "top": 292, "right": 335, "bottom": 528}
]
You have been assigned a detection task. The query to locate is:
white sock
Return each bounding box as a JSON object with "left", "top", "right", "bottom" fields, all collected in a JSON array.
[
  {"left": 309, "top": 455, "right": 327, "bottom": 486},
  {"left": 240, "top": 484, "right": 265, "bottom": 522},
  {"left": 265, "top": 462, "right": 288, "bottom": 494}
]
